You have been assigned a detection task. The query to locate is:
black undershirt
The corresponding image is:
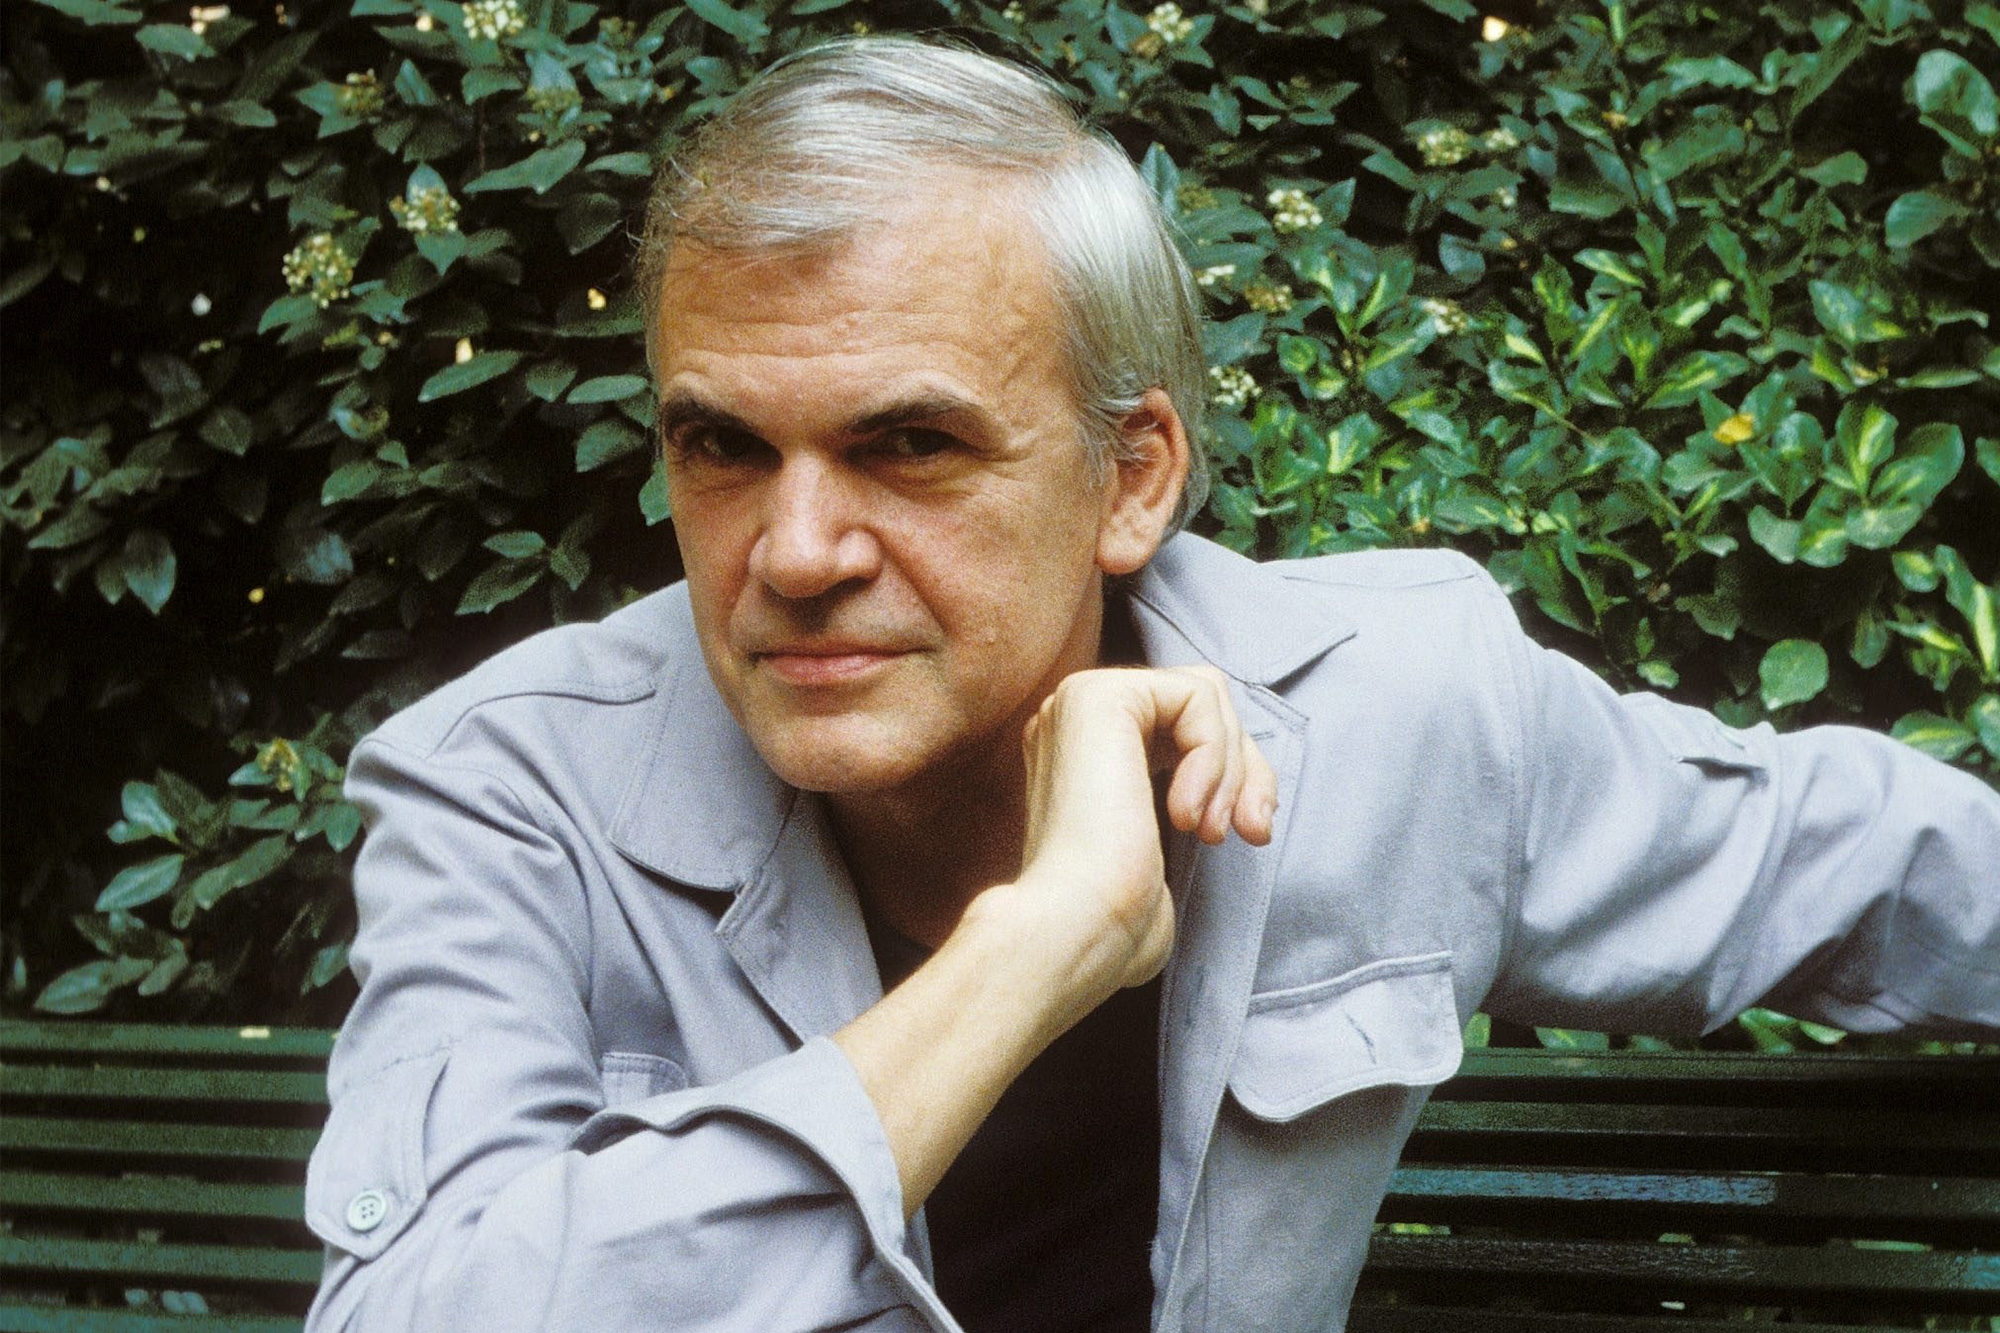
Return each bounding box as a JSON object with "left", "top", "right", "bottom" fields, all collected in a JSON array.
[{"left": 866, "top": 916, "right": 1161, "bottom": 1333}]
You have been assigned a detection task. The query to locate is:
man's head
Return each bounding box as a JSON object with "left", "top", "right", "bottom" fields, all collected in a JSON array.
[
  {"left": 637, "top": 35, "right": 1208, "bottom": 529},
  {"left": 642, "top": 39, "right": 1200, "bottom": 803}
]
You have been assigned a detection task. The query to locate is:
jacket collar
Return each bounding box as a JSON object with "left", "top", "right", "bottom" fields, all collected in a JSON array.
[{"left": 607, "top": 533, "right": 1358, "bottom": 891}]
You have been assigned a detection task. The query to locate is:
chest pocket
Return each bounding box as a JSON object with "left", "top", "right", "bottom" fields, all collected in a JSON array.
[
  {"left": 598, "top": 1050, "right": 689, "bottom": 1108},
  {"left": 1229, "top": 950, "right": 1461, "bottom": 1121}
]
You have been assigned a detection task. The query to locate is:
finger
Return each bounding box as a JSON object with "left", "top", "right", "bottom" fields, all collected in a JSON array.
[
  {"left": 1160, "top": 672, "right": 1241, "bottom": 844},
  {"left": 1231, "top": 733, "right": 1279, "bottom": 846}
]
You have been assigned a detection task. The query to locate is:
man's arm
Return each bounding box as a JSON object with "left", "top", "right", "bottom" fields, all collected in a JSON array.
[
  {"left": 834, "top": 665, "right": 1275, "bottom": 1217},
  {"left": 1486, "top": 622, "right": 2000, "bottom": 1039}
]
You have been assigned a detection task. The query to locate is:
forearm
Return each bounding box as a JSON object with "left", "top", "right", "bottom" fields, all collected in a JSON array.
[{"left": 833, "top": 881, "right": 1125, "bottom": 1219}]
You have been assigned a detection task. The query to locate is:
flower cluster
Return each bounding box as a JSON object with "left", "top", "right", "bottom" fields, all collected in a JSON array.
[
  {"left": 1177, "top": 183, "right": 1217, "bottom": 212},
  {"left": 1208, "top": 365, "right": 1259, "bottom": 409},
  {"left": 526, "top": 85, "right": 582, "bottom": 117},
  {"left": 1491, "top": 185, "right": 1518, "bottom": 209},
  {"left": 463, "top": 0, "right": 525, "bottom": 41},
  {"left": 1146, "top": 2, "right": 1196, "bottom": 40},
  {"left": 1193, "top": 263, "right": 1236, "bottom": 288},
  {"left": 1001, "top": 0, "right": 1025, "bottom": 22},
  {"left": 335, "top": 71, "right": 384, "bottom": 120},
  {"left": 281, "top": 233, "right": 354, "bottom": 308},
  {"left": 390, "top": 184, "right": 462, "bottom": 236},
  {"left": 1244, "top": 282, "right": 1293, "bottom": 314},
  {"left": 599, "top": 15, "right": 635, "bottom": 45},
  {"left": 1267, "top": 187, "right": 1321, "bottom": 233},
  {"left": 1415, "top": 125, "right": 1474, "bottom": 168},
  {"left": 1482, "top": 126, "right": 1521, "bottom": 152},
  {"left": 1420, "top": 297, "right": 1470, "bottom": 335}
]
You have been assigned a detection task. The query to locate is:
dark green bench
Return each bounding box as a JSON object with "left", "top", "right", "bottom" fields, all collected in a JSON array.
[{"left": 4, "top": 1023, "right": 1996, "bottom": 1330}]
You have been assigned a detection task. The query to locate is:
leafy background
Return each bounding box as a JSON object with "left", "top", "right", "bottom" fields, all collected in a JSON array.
[{"left": 2, "top": 0, "right": 1996, "bottom": 1044}]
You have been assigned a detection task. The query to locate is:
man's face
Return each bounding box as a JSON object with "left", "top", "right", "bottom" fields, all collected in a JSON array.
[{"left": 654, "top": 181, "right": 1144, "bottom": 801}]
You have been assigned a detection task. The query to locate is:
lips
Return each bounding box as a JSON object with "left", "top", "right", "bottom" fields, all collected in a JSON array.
[{"left": 752, "top": 644, "right": 907, "bottom": 686}]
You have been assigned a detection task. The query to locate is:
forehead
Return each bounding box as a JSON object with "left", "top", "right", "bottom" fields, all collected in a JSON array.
[{"left": 651, "top": 178, "right": 1072, "bottom": 418}]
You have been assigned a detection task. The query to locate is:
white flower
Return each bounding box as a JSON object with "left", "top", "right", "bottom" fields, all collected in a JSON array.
[
  {"left": 1194, "top": 263, "right": 1237, "bottom": 288},
  {"left": 1208, "top": 364, "right": 1259, "bottom": 409},
  {"left": 390, "top": 184, "right": 462, "bottom": 236},
  {"left": 1001, "top": 0, "right": 1024, "bottom": 21},
  {"left": 463, "top": 0, "right": 525, "bottom": 41},
  {"left": 1482, "top": 126, "right": 1521, "bottom": 152},
  {"left": 282, "top": 233, "right": 354, "bottom": 308},
  {"left": 1420, "top": 297, "right": 1469, "bottom": 335},
  {"left": 1416, "top": 126, "right": 1473, "bottom": 168},
  {"left": 1244, "top": 282, "right": 1293, "bottom": 314},
  {"left": 1266, "top": 187, "right": 1321, "bottom": 234},
  {"left": 1145, "top": 1, "right": 1196, "bottom": 42}
]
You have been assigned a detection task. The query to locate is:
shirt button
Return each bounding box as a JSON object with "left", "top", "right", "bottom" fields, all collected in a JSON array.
[{"left": 346, "top": 1188, "right": 390, "bottom": 1232}]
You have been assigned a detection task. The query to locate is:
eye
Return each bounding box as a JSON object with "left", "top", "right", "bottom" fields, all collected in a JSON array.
[
  {"left": 874, "top": 428, "right": 955, "bottom": 461},
  {"left": 667, "top": 424, "right": 768, "bottom": 466}
]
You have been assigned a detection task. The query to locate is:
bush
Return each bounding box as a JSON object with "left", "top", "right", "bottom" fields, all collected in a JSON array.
[{"left": 3, "top": 0, "right": 1996, "bottom": 1022}]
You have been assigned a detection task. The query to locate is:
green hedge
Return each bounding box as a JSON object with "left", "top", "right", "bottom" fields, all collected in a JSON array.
[{"left": 2, "top": 0, "right": 1996, "bottom": 1023}]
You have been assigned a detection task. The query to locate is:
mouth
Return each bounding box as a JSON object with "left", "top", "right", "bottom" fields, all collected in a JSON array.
[{"left": 752, "top": 646, "right": 907, "bottom": 686}]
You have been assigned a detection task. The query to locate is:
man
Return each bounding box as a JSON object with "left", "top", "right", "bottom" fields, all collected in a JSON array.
[{"left": 304, "top": 36, "right": 2000, "bottom": 1333}]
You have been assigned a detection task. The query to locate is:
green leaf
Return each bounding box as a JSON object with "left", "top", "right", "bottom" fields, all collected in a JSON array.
[
  {"left": 34, "top": 957, "right": 150, "bottom": 1015},
  {"left": 96, "top": 853, "right": 186, "bottom": 911},
  {"left": 187, "top": 834, "right": 293, "bottom": 910},
  {"left": 120, "top": 529, "right": 175, "bottom": 614},
  {"left": 1642, "top": 352, "right": 1750, "bottom": 410},
  {"left": 1911, "top": 50, "right": 2000, "bottom": 157},
  {"left": 526, "top": 361, "right": 578, "bottom": 401},
  {"left": 482, "top": 530, "right": 546, "bottom": 559},
  {"left": 115, "top": 783, "right": 176, "bottom": 844},
  {"left": 418, "top": 351, "right": 523, "bottom": 402},
  {"left": 1978, "top": 437, "right": 2000, "bottom": 487},
  {"left": 457, "top": 562, "right": 544, "bottom": 614},
  {"left": 1892, "top": 710, "right": 1976, "bottom": 761},
  {"left": 1535, "top": 1027, "right": 1610, "bottom": 1051},
  {"left": 31, "top": 0, "right": 141, "bottom": 24},
  {"left": 1748, "top": 507, "right": 1801, "bottom": 563},
  {"left": 576, "top": 418, "right": 646, "bottom": 471},
  {"left": 1810, "top": 281, "right": 1902, "bottom": 345},
  {"left": 1885, "top": 190, "right": 1969, "bottom": 248},
  {"left": 1971, "top": 694, "right": 2000, "bottom": 759},
  {"left": 1801, "top": 151, "right": 1867, "bottom": 187},
  {"left": 586, "top": 151, "right": 653, "bottom": 178},
  {"left": 568, "top": 374, "right": 649, "bottom": 404},
  {"left": 462, "top": 139, "right": 587, "bottom": 195},
  {"left": 1835, "top": 401, "right": 1898, "bottom": 489},
  {"left": 135, "top": 23, "right": 212, "bottom": 61},
  {"left": 685, "top": 0, "right": 769, "bottom": 43},
  {"left": 324, "top": 802, "right": 364, "bottom": 853},
  {"left": 556, "top": 193, "right": 624, "bottom": 254},
  {"left": 321, "top": 459, "right": 382, "bottom": 504},
  {"left": 1760, "top": 639, "right": 1829, "bottom": 709},
  {"left": 1873, "top": 422, "right": 1963, "bottom": 507},
  {"left": 639, "top": 467, "right": 671, "bottom": 524}
]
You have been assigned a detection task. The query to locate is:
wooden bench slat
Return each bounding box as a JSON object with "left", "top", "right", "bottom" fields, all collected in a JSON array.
[
  {"left": 0, "top": 1118, "right": 319, "bottom": 1164},
  {"left": 1348, "top": 1308, "right": 1901, "bottom": 1333},
  {"left": 1453, "top": 1049, "right": 2000, "bottom": 1094},
  {"left": 1385, "top": 1164, "right": 2000, "bottom": 1231},
  {"left": 0, "top": 1237, "right": 321, "bottom": 1288},
  {"left": 1411, "top": 1101, "right": 2000, "bottom": 1165},
  {"left": 0, "top": 1066, "right": 327, "bottom": 1107},
  {"left": 1363, "top": 1235, "right": 2000, "bottom": 1310},
  {"left": 0, "top": 1171, "right": 305, "bottom": 1223},
  {"left": 0, "top": 1304, "right": 304, "bottom": 1333},
  {"left": 0, "top": 1024, "right": 333, "bottom": 1062}
]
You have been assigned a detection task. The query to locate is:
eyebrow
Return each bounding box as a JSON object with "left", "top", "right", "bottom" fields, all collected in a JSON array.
[{"left": 655, "top": 389, "right": 990, "bottom": 442}]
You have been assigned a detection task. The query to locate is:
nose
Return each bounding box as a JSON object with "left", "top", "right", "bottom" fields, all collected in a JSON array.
[{"left": 747, "top": 454, "right": 882, "bottom": 600}]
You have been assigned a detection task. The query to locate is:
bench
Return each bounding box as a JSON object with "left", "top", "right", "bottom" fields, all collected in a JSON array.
[{"left": 3, "top": 1021, "right": 1996, "bottom": 1330}]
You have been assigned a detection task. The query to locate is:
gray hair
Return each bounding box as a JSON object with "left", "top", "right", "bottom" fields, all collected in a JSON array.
[{"left": 636, "top": 35, "right": 1209, "bottom": 531}]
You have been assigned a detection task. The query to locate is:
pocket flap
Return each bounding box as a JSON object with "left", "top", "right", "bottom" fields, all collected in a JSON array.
[
  {"left": 305, "top": 1047, "right": 448, "bottom": 1261},
  {"left": 1229, "top": 952, "right": 1461, "bottom": 1122}
]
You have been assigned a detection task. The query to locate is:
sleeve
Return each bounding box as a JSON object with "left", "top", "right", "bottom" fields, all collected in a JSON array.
[
  {"left": 1482, "top": 624, "right": 2000, "bottom": 1040},
  {"left": 303, "top": 736, "right": 952, "bottom": 1333}
]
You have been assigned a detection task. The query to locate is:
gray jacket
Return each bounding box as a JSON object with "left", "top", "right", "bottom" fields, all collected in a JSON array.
[{"left": 305, "top": 533, "right": 2000, "bottom": 1332}]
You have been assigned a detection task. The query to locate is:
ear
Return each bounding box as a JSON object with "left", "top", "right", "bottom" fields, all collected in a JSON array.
[{"left": 1096, "top": 387, "right": 1192, "bottom": 577}]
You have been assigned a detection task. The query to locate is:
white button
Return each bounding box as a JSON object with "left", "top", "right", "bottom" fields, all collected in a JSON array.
[{"left": 346, "top": 1189, "right": 390, "bottom": 1232}]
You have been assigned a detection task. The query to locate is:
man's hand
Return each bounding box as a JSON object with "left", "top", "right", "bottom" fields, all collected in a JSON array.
[
  {"left": 834, "top": 666, "right": 1276, "bottom": 1216},
  {"left": 1009, "top": 666, "right": 1278, "bottom": 999}
]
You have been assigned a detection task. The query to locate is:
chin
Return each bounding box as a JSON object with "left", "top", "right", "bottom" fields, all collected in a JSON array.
[{"left": 748, "top": 718, "right": 932, "bottom": 797}]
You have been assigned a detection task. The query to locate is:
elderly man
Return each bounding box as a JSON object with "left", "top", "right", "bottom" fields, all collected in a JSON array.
[{"left": 304, "top": 35, "right": 2000, "bottom": 1333}]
